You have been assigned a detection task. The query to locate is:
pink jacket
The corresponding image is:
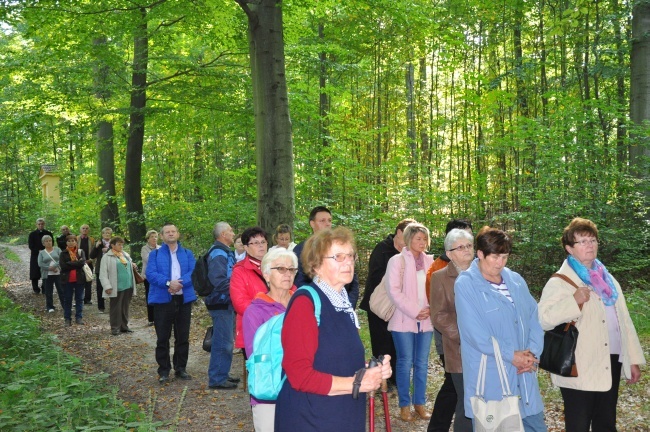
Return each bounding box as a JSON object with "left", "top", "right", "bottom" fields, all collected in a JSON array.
[{"left": 386, "top": 248, "right": 434, "bottom": 333}]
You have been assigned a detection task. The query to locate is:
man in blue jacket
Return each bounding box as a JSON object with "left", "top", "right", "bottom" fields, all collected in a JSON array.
[
  {"left": 205, "top": 221, "right": 238, "bottom": 389},
  {"left": 146, "top": 223, "right": 197, "bottom": 384}
]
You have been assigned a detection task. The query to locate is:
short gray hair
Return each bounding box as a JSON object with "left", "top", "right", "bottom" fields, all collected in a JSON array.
[
  {"left": 261, "top": 247, "right": 298, "bottom": 276},
  {"left": 36, "top": 218, "right": 45, "bottom": 224},
  {"left": 101, "top": 227, "right": 113, "bottom": 235},
  {"left": 444, "top": 228, "right": 474, "bottom": 251},
  {"left": 213, "top": 222, "right": 231, "bottom": 239},
  {"left": 403, "top": 222, "right": 430, "bottom": 250},
  {"left": 41, "top": 235, "right": 53, "bottom": 244}
]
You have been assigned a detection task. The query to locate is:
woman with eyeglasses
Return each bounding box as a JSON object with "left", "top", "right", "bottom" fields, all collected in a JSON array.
[
  {"left": 385, "top": 222, "right": 434, "bottom": 422},
  {"left": 455, "top": 226, "right": 546, "bottom": 431},
  {"left": 243, "top": 247, "right": 297, "bottom": 432},
  {"left": 275, "top": 227, "right": 391, "bottom": 432},
  {"left": 538, "top": 218, "right": 645, "bottom": 431},
  {"left": 269, "top": 223, "right": 296, "bottom": 251},
  {"left": 430, "top": 228, "right": 475, "bottom": 432},
  {"left": 230, "top": 226, "right": 270, "bottom": 356}
]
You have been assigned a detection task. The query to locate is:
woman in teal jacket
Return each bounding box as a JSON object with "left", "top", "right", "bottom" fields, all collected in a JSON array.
[{"left": 455, "top": 227, "right": 546, "bottom": 431}]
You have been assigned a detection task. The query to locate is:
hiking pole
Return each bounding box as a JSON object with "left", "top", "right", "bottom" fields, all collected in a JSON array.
[
  {"left": 367, "top": 357, "right": 379, "bottom": 432},
  {"left": 381, "top": 378, "right": 392, "bottom": 432}
]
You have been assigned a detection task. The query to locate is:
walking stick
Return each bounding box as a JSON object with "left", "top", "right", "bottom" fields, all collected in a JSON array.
[
  {"left": 367, "top": 357, "right": 379, "bottom": 432},
  {"left": 380, "top": 379, "right": 392, "bottom": 432}
]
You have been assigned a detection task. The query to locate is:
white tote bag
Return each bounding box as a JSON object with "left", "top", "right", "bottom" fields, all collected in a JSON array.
[{"left": 470, "top": 337, "right": 524, "bottom": 432}]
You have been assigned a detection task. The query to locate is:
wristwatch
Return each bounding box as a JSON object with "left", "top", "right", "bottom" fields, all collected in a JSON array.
[{"left": 166, "top": 281, "right": 171, "bottom": 287}]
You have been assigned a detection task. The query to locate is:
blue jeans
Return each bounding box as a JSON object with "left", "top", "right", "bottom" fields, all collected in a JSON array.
[
  {"left": 392, "top": 329, "right": 433, "bottom": 407},
  {"left": 208, "top": 307, "right": 235, "bottom": 386},
  {"left": 63, "top": 282, "right": 84, "bottom": 320}
]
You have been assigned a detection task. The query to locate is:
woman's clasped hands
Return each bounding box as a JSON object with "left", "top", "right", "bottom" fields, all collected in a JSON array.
[
  {"left": 512, "top": 350, "right": 539, "bottom": 374},
  {"left": 359, "top": 355, "right": 393, "bottom": 393}
]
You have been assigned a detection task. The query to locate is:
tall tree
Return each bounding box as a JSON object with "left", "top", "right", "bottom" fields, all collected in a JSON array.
[{"left": 235, "top": 0, "right": 295, "bottom": 234}]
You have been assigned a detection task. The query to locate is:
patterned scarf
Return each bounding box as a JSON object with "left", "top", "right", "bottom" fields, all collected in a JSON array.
[
  {"left": 567, "top": 255, "right": 618, "bottom": 306},
  {"left": 313, "top": 275, "right": 360, "bottom": 329},
  {"left": 113, "top": 250, "right": 128, "bottom": 266},
  {"left": 67, "top": 246, "right": 79, "bottom": 261}
]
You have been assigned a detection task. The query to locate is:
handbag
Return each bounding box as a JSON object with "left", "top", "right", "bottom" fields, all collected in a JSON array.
[
  {"left": 133, "top": 268, "right": 145, "bottom": 284},
  {"left": 202, "top": 326, "right": 213, "bottom": 352},
  {"left": 538, "top": 273, "right": 581, "bottom": 377},
  {"left": 369, "top": 255, "right": 405, "bottom": 322},
  {"left": 471, "top": 337, "right": 524, "bottom": 432},
  {"left": 82, "top": 263, "right": 95, "bottom": 281}
]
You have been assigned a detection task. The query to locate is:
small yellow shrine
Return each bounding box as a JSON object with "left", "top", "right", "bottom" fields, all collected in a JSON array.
[{"left": 39, "top": 164, "right": 61, "bottom": 205}]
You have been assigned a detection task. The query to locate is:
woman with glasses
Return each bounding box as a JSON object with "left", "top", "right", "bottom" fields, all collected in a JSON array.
[
  {"left": 538, "top": 218, "right": 644, "bottom": 431},
  {"left": 269, "top": 224, "right": 296, "bottom": 251},
  {"left": 386, "top": 222, "right": 434, "bottom": 422},
  {"left": 243, "top": 248, "right": 297, "bottom": 432},
  {"left": 99, "top": 237, "right": 138, "bottom": 336},
  {"left": 430, "top": 228, "right": 475, "bottom": 432},
  {"left": 231, "top": 226, "right": 270, "bottom": 356},
  {"left": 455, "top": 227, "right": 546, "bottom": 431},
  {"left": 275, "top": 227, "right": 391, "bottom": 432}
]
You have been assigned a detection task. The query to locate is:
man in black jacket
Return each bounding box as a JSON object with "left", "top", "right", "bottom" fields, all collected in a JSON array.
[
  {"left": 28, "top": 218, "right": 53, "bottom": 294},
  {"left": 358, "top": 218, "right": 416, "bottom": 387}
]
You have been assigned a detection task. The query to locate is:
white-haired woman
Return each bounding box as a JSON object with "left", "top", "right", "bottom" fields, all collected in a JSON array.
[
  {"left": 242, "top": 247, "right": 297, "bottom": 432},
  {"left": 386, "top": 222, "right": 434, "bottom": 422},
  {"left": 38, "top": 234, "right": 63, "bottom": 312}
]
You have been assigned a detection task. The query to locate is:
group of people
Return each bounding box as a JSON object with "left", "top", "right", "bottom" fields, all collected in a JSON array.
[
  {"left": 28, "top": 220, "right": 141, "bottom": 333},
  {"left": 360, "top": 216, "right": 645, "bottom": 432},
  {"left": 28, "top": 212, "right": 646, "bottom": 432}
]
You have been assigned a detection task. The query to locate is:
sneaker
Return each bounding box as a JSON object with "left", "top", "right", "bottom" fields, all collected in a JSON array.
[
  {"left": 158, "top": 375, "right": 169, "bottom": 385},
  {"left": 111, "top": 329, "right": 120, "bottom": 336},
  {"left": 48, "top": 308, "right": 55, "bottom": 313},
  {"left": 175, "top": 370, "right": 192, "bottom": 380},
  {"left": 98, "top": 309, "right": 105, "bottom": 314},
  {"left": 209, "top": 380, "right": 237, "bottom": 390},
  {"left": 227, "top": 375, "right": 241, "bottom": 383},
  {"left": 75, "top": 318, "right": 85, "bottom": 325}
]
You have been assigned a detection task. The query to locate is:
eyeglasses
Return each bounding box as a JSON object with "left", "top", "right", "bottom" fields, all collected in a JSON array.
[
  {"left": 324, "top": 253, "right": 358, "bottom": 263},
  {"left": 248, "top": 240, "right": 268, "bottom": 247},
  {"left": 270, "top": 267, "right": 298, "bottom": 275},
  {"left": 448, "top": 244, "right": 474, "bottom": 252},
  {"left": 574, "top": 239, "right": 598, "bottom": 246}
]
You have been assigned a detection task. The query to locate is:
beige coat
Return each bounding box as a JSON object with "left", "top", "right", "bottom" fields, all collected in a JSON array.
[
  {"left": 538, "top": 260, "right": 645, "bottom": 391},
  {"left": 99, "top": 250, "right": 137, "bottom": 299},
  {"left": 430, "top": 263, "right": 462, "bottom": 373}
]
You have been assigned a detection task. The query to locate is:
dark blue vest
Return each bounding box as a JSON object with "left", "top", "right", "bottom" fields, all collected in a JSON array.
[{"left": 275, "top": 284, "right": 366, "bottom": 432}]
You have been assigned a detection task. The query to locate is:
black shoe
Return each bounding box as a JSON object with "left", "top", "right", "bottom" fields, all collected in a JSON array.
[
  {"left": 65, "top": 319, "right": 72, "bottom": 327},
  {"left": 111, "top": 329, "right": 120, "bottom": 336},
  {"left": 209, "top": 381, "right": 237, "bottom": 390},
  {"left": 84, "top": 301, "right": 93, "bottom": 305},
  {"left": 227, "top": 375, "right": 241, "bottom": 383},
  {"left": 158, "top": 375, "right": 169, "bottom": 385},
  {"left": 175, "top": 370, "right": 192, "bottom": 380},
  {"left": 75, "top": 318, "right": 85, "bottom": 325},
  {"left": 120, "top": 328, "right": 134, "bottom": 333}
]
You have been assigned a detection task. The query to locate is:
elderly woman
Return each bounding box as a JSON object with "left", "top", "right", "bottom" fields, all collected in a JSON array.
[
  {"left": 89, "top": 226, "right": 113, "bottom": 313},
  {"left": 386, "top": 222, "right": 434, "bottom": 422},
  {"left": 99, "top": 237, "right": 138, "bottom": 336},
  {"left": 141, "top": 229, "right": 160, "bottom": 325},
  {"left": 38, "top": 235, "right": 63, "bottom": 313},
  {"left": 430, "top": 228, "right": 475, "bottom": 432},
  {"left": 231, "top": 226, "right": 269, "bottom": 356},
  {"left": 234, "top": 234, "right": 246, "bottom": 262},
  {"left": 455, "top": 227, "right": 546, "bottom": 431},
  {"left": 269, "top": 224, "right": 296, "bottom": 251},
  {"left": 243, "top": 248, "right": 297, "bottom": 432},
  {"left": 59, "top": 235, "right": 89, "bottom": 326},
  {"left": 538, "top": 218, "right": 645, "bottom": 431},
  {"left": 275, "top": 227, "right": 391, "bottom": 431}
]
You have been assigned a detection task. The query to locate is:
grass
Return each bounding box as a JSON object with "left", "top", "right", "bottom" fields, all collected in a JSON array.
[
  {"left": 0, "top": 247, "right": 20, "bottom": 262},
  {"left": 0, "top": 278, "right": 159, "bottom": 431}
]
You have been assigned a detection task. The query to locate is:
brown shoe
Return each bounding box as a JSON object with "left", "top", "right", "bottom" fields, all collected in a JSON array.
[
  {"left": 400, "top": 406, "right": 415, "bottom": 422},
  {"left": 414, "top": 404, "right": 431, "bottom": 420}
]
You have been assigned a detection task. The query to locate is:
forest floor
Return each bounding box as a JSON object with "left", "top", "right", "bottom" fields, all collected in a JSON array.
[{"left": 1, "top": 243, "right": 648, "bottom": 431}]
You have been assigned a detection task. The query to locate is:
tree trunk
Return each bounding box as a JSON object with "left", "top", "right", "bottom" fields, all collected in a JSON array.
[
  {"left": 124, "top": 7, "right": 148, "bottom": 253},
  {"left": 236, "top": 0, "right": 295, "bottom": 235},
  {"left": 630, "top": 1, "right": 650, "bottom": 203}
]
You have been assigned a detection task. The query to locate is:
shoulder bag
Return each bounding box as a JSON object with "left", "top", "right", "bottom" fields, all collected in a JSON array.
[
  {"left": 471, "top": 337, "right": 524, "bottom": 432},
  {"left": 538, "top": 273, "right": 581, "bottom": 377},
  {"left": 369, "top": 255, "right": 405, "bottom": 321}
]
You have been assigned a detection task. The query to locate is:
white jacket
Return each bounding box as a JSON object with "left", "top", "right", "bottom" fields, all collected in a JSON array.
[
  {"left": 538, "top": 260, "right": 645, "bottom": 391},
  {"left": 99, "top": 250, "right": 137, "bottom": 299}
]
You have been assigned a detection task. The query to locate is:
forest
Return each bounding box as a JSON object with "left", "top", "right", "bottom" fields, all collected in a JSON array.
[{"left": 1, "top": 0, "right": 649, "bottom": 291}]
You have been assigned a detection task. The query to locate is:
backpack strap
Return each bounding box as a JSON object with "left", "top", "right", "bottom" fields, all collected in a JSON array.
[{"left": 296, "top": 285, "right": 322, "bottom": 326}]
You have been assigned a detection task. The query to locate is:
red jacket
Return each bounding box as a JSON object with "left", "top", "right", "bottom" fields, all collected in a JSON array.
[{"left": 230, "top": 256, "right": 268, "bottom": 349}]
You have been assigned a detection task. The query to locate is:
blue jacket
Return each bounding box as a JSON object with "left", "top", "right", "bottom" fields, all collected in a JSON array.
[
  {"left": 454, "top": 258, "right": 544, "bottom": 419},
  {"left": 146, "top": 242, "right": 197, "bottom": 304},
  {"left": 204, "top": 240, "right": 235, "bottom": 310}
]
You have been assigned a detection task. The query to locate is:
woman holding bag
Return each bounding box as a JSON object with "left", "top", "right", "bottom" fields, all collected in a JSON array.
[
  {"left": 386, "top": 222, "right": 434, "bottom": 422},
  {"left": 99, "top": 237, "right": 138, "bottom": 335}
]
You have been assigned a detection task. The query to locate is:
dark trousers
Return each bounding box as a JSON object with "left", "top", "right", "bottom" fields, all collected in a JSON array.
[
  {"left": 560, "top": 355, "right": 622, "bottom": 432},
  {"left": 109, "top": 288, "right": 133, "bottom": 332},
  {"left": 153, "top": 296, "right": 192, "bottom": 377},
  {"left": 427, "top": 355, "right": 457, "bottom": 432},
  {"left": 63, "top": 282, "right": 84, "bottom": 321},
  {"left": 44, "top": 275, "right": 63, "bottom": 310},
  {"left": 143, "top": 280, "right": 155, "bottom": 323},
  {"left": 83, "top": 281, "right": 93, "bottom": 303},
  {"left": 94, "top": 278, "right": 106, "bottom": 311},
  {"left": 367, "top": 309, "right": 397, "bottom": 384},
  {"left": 31, "top": 278, "right": 41, "bottom": 293}
]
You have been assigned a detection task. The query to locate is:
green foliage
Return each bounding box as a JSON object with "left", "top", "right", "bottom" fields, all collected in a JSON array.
[
  {"left": 626, "top": 289, "right": 650, "bottom": 337},
  {"left": 0, "top": 290, "right": 157, "bottom": 431}
]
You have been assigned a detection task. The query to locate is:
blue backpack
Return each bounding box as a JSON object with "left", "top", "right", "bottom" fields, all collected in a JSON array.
[{"left": 246, "top": 286, "right": 321, "bottom": 401}]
